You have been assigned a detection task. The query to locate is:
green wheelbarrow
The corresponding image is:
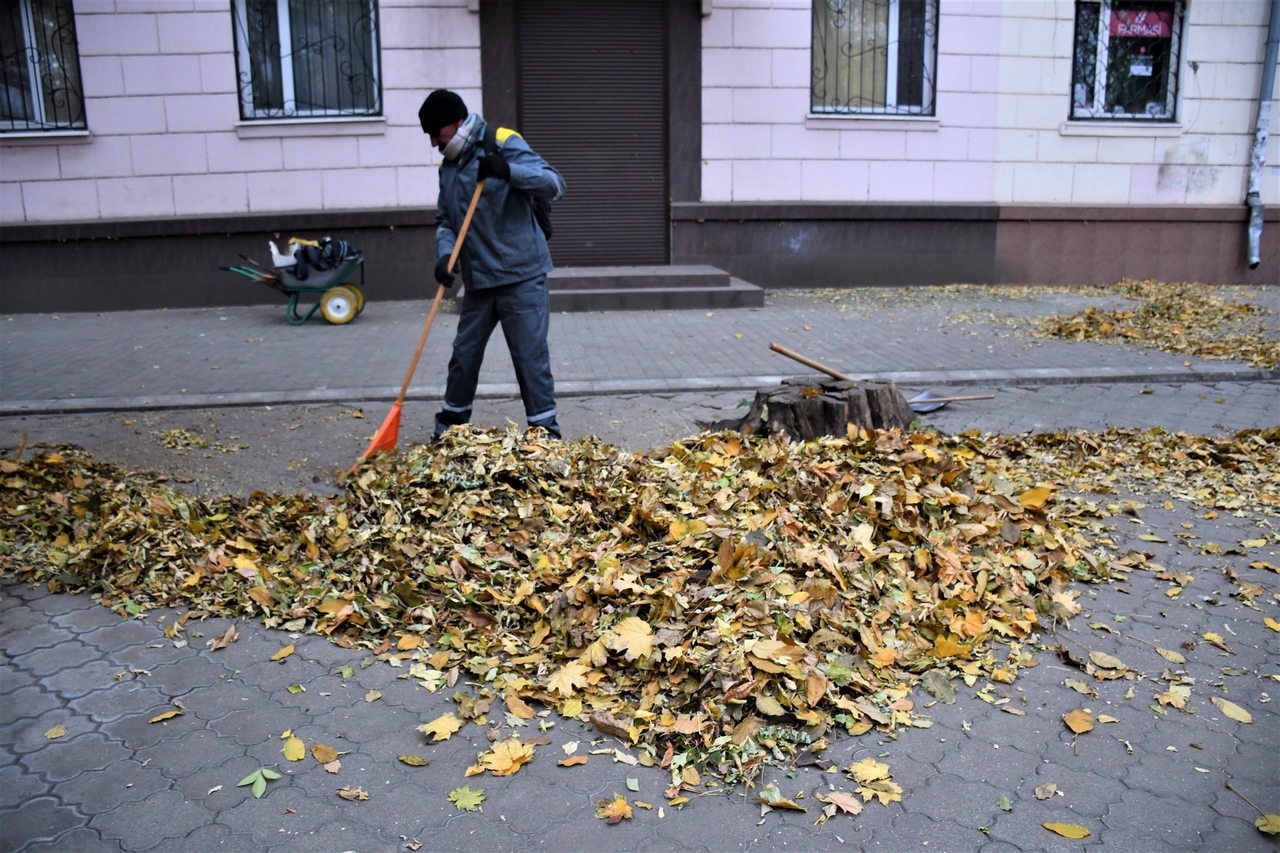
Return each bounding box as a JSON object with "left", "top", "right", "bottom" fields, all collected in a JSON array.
[{"left": 222, "top": 248, "right": 366, "bottom": 326}]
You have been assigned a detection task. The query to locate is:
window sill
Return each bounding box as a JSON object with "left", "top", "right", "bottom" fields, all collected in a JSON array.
[
  {"left": 1059, "top": 120, "right": 1183, "bottom": 137},
  {"left": 1, "top": 129, "right": 91, "bottom": 146},
  {"left": 235, "top": 116, "right": 387, "bottom": 139},
  {"left": 805, "top": 113, "right": 939, "bottom": 132}
]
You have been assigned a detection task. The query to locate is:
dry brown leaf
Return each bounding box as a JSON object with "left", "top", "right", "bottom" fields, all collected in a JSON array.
[
  {"left": 364, "top": 689, "right": 382, "bottom": 703},
  {"left": 505, "top": 693, "right": 536, "bottom": 719},
  {"left": 270, "top": 644, "right": 294, "bottom": 662},
  {"left": 398, "top": 755, "right": 429, "bottom": 767},
  {"left": 1212, "top": 697, "right": 1253, "bottom": 724},
  {"left": 1063, "top": 708, "right": 1094, "bottom": 734},
  {"left": 323, "top": 759, "right": 341, "bottom": 774},
  {"left": 337, "top": 786, "right": 369, "bottom": 801},
  {"left": 207, "top": 623, "right": 238, "bottom": 651},
  {"left": 815, "top": 790, "right": 862, "bottom": 815},
  {"left": 312, "top": 743, "right": 339, "bottom": 764},
  {"left": 148, "top": 710, "right": 183, "bottom": 724},
  {"left": 44, "top": 724, "right": 66, "bottom": 739},
  {"left": 557, "top": 755, "right": 589, "bottom": 767},
  {"left": 1043, "top": 822, "right": 1091, "bottom": 839}
]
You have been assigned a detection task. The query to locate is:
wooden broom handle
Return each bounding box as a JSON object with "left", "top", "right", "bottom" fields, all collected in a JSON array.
[
  {"left": 395, "top": 179, "right": 486, "bottom": 405},
  {"left": 768, "top": 342, "right": 855, "bottom": 383}
]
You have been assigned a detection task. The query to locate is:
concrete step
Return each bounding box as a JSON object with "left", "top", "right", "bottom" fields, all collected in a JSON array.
[
  {"left": 547, "top": 264, "right": 731, "bottom": 291},
  {"left": 547, "top": 264, "right": 763, "bottom": 312}
]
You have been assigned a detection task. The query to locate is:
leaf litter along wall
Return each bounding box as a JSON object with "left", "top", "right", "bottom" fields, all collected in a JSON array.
[{"left": 2, "top": 423, "right": 1277, "bottom": 802}]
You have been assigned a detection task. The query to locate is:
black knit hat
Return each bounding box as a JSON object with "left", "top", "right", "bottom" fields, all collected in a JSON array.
[{"left": 419, "top": 89, "right": 468, "bottom": 135}]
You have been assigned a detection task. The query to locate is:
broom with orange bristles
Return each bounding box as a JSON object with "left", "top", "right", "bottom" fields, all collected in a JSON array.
[{"left": 349, "top": 179, "right": 486, "bottom": 473}]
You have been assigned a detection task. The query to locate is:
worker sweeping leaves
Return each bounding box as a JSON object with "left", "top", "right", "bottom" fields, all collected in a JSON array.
[{"left": 419, "top": 89, "right": 567, "bottom": 441}]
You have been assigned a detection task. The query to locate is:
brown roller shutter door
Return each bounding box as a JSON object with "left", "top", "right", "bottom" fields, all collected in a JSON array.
[{"left": 516, "top": 0, "right": 668, "bottom": 266}]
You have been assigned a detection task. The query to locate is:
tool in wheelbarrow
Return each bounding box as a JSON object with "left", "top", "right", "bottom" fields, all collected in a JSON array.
[
  {"left": 350, "top": 179, "right": 486, "bottom": 472},
  {"left": 767, "top": 343, "right": 994, "bottom": 412},
  {"left": 220, "top": 236, "right": 365, "bottom": 325}
]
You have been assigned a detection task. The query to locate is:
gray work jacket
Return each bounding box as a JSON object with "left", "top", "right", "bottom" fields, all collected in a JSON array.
[{"left": 435, "top": 120, "right": 565, "bottom": 290}]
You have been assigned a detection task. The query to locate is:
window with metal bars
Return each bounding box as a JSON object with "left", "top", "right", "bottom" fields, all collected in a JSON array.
[
  {"left": 811, "top": 0, "right": 938, "bottom": 116},
  {"left": 1071, "top": 0, "right": 1183, "bottom": 120},
  {"left": 1, "top": 0, "right": 85, "bottom": 132},
  {"left": 231, "top": 0, "right": 381, "bottom": 120}
]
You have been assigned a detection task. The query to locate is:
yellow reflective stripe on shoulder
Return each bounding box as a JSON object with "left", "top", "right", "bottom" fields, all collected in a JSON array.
[{"left": 495, "top": 127, "right": 522, "bottom": 145}]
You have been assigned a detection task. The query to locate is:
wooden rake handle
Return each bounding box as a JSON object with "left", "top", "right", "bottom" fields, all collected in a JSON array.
[
  {"left": 768, "top": 342, "right": 855, "bottom": 383},
  {"left": 395, "top": 179, "right": 486, "bottom": 405}
]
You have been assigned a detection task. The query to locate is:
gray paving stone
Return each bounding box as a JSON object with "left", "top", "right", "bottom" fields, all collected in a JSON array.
[
  {"left": 7, "top": 707, "right": 81, "bottom": 756},
  {"left": 208, "top": 784, "right": 330, "bottom": 850},
  {"left": 1102, "top": 787, "right": 1220, "bottom": 850},
  {"left": 1208, "top": 813, "right": 1279, "bottom": 853},
  {"left": 19, "top": 826, "right": 123, "bottom": 853},
  {"left": 906, "top": 772, "right": 1005, "bottom": 830},
  {"left": 90, "top": 788, "right": 212, "bottom": 852},
  {"left": 0, "top": 764, "right": 50, "bottom": 810},
  {"left": 0, "top": 659, "right": 36, "bottom": 694},
  {"left": 68, "top": 683, "right": 170, "bottom": 725},
  {"left": 98, "top": 706, "right": 188, "bottom": 753},
  {"left": 41, "top": 659, "right": 122, "bottom": 700},
  {"left": 19, "top": 732, "right": 131, "bottom": 783},
  {"left": 0, "top": 797, "right": 86, "bottom": 852},
  {"left": 0, "top": 684, "right": 60, "bottom": 727},
  {"left": 207, "top": 702, "right": 311, "bottom": 748},
  {"left": 11, "top": 640, "right": 98, "bottom": 677},
  {"left": 0, "top": 605, "right": 49, "bottom": 640},
  {"left": 54, "top": 760, "right": 171, "bottom": 816},
  {"left": 140, "top": 658, "right": 224, "bottom": 699},
  {"left": 135, "top": 729, "right": 231, "bottom": 784},
  {"left": 80, "top": 620, "right": 165, "bottom": 655},
  {"left": 53, "top": 605, "right": 129, "bottom": 635},
  {"left": 176, "top": 823, "right": 263, "bottom": 853},
  {"left": 180, "top": 682, "right": 268, "bottom": 722},
  {"left": 2, "top": 621, "right": 76, "bottom": 657}
]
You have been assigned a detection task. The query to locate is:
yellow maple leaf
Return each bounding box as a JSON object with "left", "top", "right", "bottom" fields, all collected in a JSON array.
[
  {"left": 479, "top": 738, "right": 535, "bottom": 776},
  {"left": 932, "top": 634, "right": 971, "bottom": 659},
  {"left": 848, "top": 757, "right": 890, "bottom": 784},
  {"left": 608, "top": 617, "right": 653, "bottom": 661},
  {"left": 420, "top": 713, "right": 464, "bottom": 742},
  {"left": 547, "top": 661, "right": 590, "bottom": 697},
  {"left": 1017, "top": 486, "right": 1052, "bottom": 508},
  {"left": 595, "top": 793, "right": 633, "bottom": 824}
]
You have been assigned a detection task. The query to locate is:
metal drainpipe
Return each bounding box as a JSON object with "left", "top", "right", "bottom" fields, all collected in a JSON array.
[{"left": 1246, "top": 0, "right": 1280, "bottom": 269}]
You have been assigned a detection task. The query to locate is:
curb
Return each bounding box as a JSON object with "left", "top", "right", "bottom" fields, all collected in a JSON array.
[{"left": 2, "top": 365, "right": 1275, "bottom": 417}]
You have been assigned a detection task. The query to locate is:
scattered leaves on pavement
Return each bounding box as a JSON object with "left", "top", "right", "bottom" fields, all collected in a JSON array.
[{"left": 1037, "top": 279, "right": 1279, "bottom": 371}]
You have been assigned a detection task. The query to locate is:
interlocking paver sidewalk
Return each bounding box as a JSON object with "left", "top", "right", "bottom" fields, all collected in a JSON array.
[
  {"left": 2, "top": 285, "right": 1279, "bottom": 852},
  {"left": 3, "top": 287, "right": 1276, "bottom": 413}
]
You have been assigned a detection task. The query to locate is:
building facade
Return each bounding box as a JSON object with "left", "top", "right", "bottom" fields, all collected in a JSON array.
[{"left": 0, "top": 0, "right": 1276, "bottom": 313}]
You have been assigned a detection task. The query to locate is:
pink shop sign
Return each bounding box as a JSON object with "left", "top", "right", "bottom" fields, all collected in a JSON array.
[{"left": 1110, "top": 9, "right": 1174, "bottom": 38}]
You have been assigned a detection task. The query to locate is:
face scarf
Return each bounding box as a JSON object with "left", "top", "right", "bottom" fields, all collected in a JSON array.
[{"left": 441, "top": 113, "right": 483, "bottom": 162}]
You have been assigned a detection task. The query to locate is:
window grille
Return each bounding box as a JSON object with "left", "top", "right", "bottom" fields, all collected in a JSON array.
[
  {"left": 1071, "top": 0, "right": 1182, "bottom": 120},
  {"left": 232, "top": 0, "right": 381, "bottom": 120},
  {"left": 0, "top": 0, "right": 85, "bottom": 132},
  {"left": 812, "top": 0, "right": 938, "bottom": 115}
]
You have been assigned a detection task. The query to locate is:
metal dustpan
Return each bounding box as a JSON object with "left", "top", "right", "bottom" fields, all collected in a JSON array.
[{"left": 908, "top": 391, "right": 995, "bottom": 413}]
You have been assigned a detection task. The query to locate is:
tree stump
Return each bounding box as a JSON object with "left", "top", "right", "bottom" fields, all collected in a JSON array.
[{"left": 737, "top": 376, "right": 914, "bottom": 440}]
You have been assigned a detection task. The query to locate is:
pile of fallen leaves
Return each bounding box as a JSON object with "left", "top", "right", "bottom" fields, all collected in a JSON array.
[
  {"left": 3, "top": 424, "right": 1277, "bottom": 785},
  {"left": 1037, "top": 279, "right": 1280, "bottom": 370}
]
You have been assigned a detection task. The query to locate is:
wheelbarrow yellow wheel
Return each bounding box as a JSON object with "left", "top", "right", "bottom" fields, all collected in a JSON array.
[
  {"left": 346, "top": 285, "right": 366, "bottom": 315},
  {"left": 320, "top": 286, "right": 358, "bottom": 325}
]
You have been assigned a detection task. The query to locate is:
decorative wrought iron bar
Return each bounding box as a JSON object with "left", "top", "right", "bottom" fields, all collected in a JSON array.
[
  {"left": 812, "top": 0, "right": 937, "bottom": 115},
  {"left": 1071, "top": 0, "right": 1182, "bottom": 120},
  {"left": 232, "top": 0, "right": 381, "bottom": 120},
  {"left": 0, "top": 0, "right": 85, "bottom": 132}
]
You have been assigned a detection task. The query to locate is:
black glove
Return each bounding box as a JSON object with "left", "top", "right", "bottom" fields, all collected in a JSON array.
[
  {"left": 477, "top": 150, "right": 510, "bottom": 183},
  {"left": 434, "top": 255, "right": 455, "bottom": 286}
]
